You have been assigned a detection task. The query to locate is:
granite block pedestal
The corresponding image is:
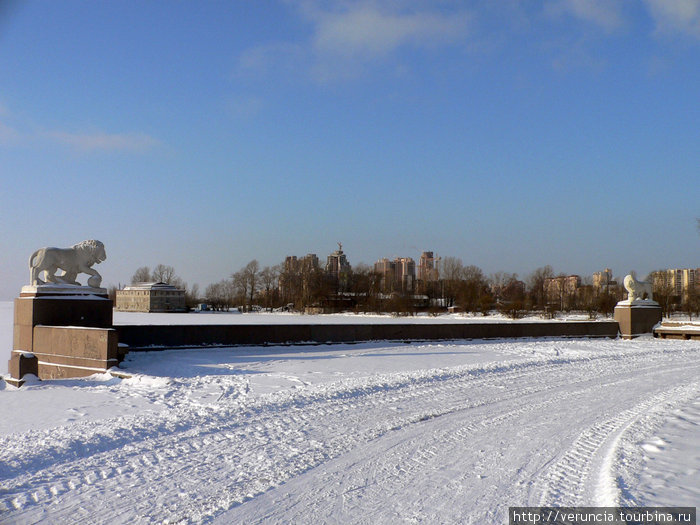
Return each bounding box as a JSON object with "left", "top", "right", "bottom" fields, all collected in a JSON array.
[
  {"left": 614, "top": 300, "right": 662, "bottom": 339},
  {"left": 8, "top": 285, "right": 118, "bottom": 384}
]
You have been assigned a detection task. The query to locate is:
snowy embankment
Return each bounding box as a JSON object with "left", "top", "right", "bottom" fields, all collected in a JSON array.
[{"left": 0, "top": 330, "right": 698, "bottom": 523}]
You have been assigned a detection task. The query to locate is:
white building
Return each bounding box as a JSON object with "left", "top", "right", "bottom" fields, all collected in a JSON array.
[{"left": 115, "top": 282, "right": 187, "bottom": 312}]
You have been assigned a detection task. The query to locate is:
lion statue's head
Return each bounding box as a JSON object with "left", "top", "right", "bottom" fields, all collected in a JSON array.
[{"left": 73, "top": 239, "right": 107, "bottom": 266}]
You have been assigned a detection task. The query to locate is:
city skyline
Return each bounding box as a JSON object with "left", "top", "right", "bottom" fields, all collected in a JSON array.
[
  {"left": 116, "top": 240, "right": 698, "bottom": 295},
  {"left": 1, "top": 1, "right": 699, "bottom": 299}
]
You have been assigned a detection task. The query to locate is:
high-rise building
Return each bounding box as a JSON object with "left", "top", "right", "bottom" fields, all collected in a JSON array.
[
  {"left": 284, "top": 253, "right": 319, "bottom": 274},
  {"left": 374, "top": 258, "right": 395, "bottom": 292},
  {"left": 593, "top": 268, "right": 615, "bottom": 289},
  {"left": 326, "top": 243, "right": 351, "bottom": 290},
  {"left": 374, "top": 256, "right": 416, "bottom": 292},
  {"left": 395, "top": 257, "right": 416, "bottom": 292},
  {"left": 418, "top": 251, "right": 439, "bottom": 282},
  {"left": 653, "top": 268, "right": 700, "bottom": 300}
]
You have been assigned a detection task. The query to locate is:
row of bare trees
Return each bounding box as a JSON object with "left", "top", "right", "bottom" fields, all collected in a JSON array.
[
  {"left": 195, "top": 257, "right": 630, "bottom": 318},
  {"left": 204, "top": 260, "right": 281, "bottom": 311}
]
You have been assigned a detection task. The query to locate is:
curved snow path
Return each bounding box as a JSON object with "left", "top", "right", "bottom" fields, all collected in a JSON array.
[{"left": 0, "top": 339, "right": 698, "bottom": 524}]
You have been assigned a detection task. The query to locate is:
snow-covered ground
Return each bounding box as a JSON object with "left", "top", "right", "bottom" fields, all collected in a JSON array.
[
  {"left": 112, "top": 309, "right": 596, "bottom": 325},
  {"left": 1, "top": 304, "right": 699, "bottom": 523}
]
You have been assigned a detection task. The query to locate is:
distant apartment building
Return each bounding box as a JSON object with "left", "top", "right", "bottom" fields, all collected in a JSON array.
[
  {"left": 284, "top": 253, "right": 319, "bottom": 274},
  {"left": 544, "top": 275, "right": 581, "bottom": 307},
  {"left": 652, "top": 268, "right": 700, "bottom": 301},
  {"left": 418, "top": 251, "right": 440, "bottom": 282},
  {"left": 395, "top": 257, "right": 416, "bottom": 292},
  {"left": 325, "top": 243, "right": 351, "bottom": 290},
  {"left": 374, "top": 256, "right": 416, "bottom": 292},
  {"left": 115, "top": 282, "right": 186, "bottom": 312},
  {"left": 593, "top": 268, "right": 615, "bottom": 289},
  {"left": 374, "top": 258, "right": 395, "bottom": 292}
]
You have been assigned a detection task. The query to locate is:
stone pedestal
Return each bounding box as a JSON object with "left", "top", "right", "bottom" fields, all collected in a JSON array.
[
  {"left": 14, "top": 287, "right": 112, "bottom": 354},
  {"left": 32, "top": 326, "right": 119, "bottom": 379},
  {"left": 614, "top": 300, "right": 662, "bottom": 339},
  {"left": 8, "top": 285, "right": 117, "bottom": 385},
  {"left": 7, "top": 351, "right": 38, "bottom": 387}
]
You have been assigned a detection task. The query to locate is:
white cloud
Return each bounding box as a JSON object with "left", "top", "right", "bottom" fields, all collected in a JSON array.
[
  {"left": 644, "top": 0, "right": 700, "bottom": 38},
  {"left": 309, "top": 5, "right": 470, "bottom": 59},
  {"left": 237, "top": 1, "right": 471, "bottom": 82},
  {"left": 547, "top": 0, "right": 624, "bottom": 32},
  {"left": 47, "top": 130, "right": 161, "bottom": 153}
]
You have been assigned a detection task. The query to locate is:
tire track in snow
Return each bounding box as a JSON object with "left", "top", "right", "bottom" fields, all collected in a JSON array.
[
  {"left": 534, "top": 381, "right": 700, "bottom": 506},
  {"left": 1, "top": 343, "right": 698, "bottom": 524},
  {"left": 224, "top": 362, "right": 698, "bottom": 525}
]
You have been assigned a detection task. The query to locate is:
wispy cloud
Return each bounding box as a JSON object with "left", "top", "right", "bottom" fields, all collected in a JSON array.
[
  {"left": 236, "top": 0, "right": 700, "bottom": 86},
  {"left": 47, "top": 130, "right": 161, "bottom": 153},
  {"left": 644, "top": 0, "right": 700, "bottom": 38},
  {"left": 0, "top": 102, "right": 161, "bottom": 152},
  {"left": 308, "top": 4, "right": 470, "bottom": 59},
  {"left": 237, "top": 1, "right": 472, "bottom": 82},
  {"left": 550, "top": 0, "right": 700, "bottom": 39},
  {"left": 546, "top": 0, "right": 625, "bottom": 32}
]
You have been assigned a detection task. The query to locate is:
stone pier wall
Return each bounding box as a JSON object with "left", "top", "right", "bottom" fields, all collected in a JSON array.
[{"left": 116, "top": 321, "right": 620, "bottom": 350}]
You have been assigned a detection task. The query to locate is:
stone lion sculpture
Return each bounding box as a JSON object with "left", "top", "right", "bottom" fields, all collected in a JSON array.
[
  {"left": 29, "top": 240, "right": 107, "bottom": 288},
  {"left": 623, "top": 274, "right": 653, "bottom": 302}
]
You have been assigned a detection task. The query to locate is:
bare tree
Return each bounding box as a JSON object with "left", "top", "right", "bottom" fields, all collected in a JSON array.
[
  {"left": 231, "top": 270, "right": 248, "bottom": 309},
  {"left": 152, "top": 264, "right": 176, "bottom": 284},
  {"left": 259, "top": 265, "right": 280, "bottom": 310},
  {"left": 131, "top": 266, "right": 151, "bottom": 284},
  {"left": 684, "top": 282, "right": 700, "bottom": 320},
  {"left": 441, "top": 256, "right": 464, "bottom": 307},
  {"left": 205, "top": 282, "right": 222, "bottom": 310},
  {"left": 107, "top": 284, "right": 119, "bottom": 303},
  {"left": 649, "top": 270, "right": 675, "bottom": 317},
  {"left": 243, "top": 260, "right": 260, "bottom": 308},
  {"left": 458, "top": 265, "right": 488, "bottom": 314},
  {"left": 526, "top": 265, "right": 554, "bottom": 310},
  {"left": 348, "top": 263, "right": 382, "bottom": 313},
  {"left": 186, "top": 283, "right": 200, "bottom": 309},
  {"left": 205, "top": 280, "right": 227, "bottom": 311},
  {"left": 489, "top": 272, "right": 518, "bottom": 302}
]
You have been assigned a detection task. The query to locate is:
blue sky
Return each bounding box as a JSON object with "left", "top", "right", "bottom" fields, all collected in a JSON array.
[{"left": 1, "top": 0, "right": 699, "bottom": 298}]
